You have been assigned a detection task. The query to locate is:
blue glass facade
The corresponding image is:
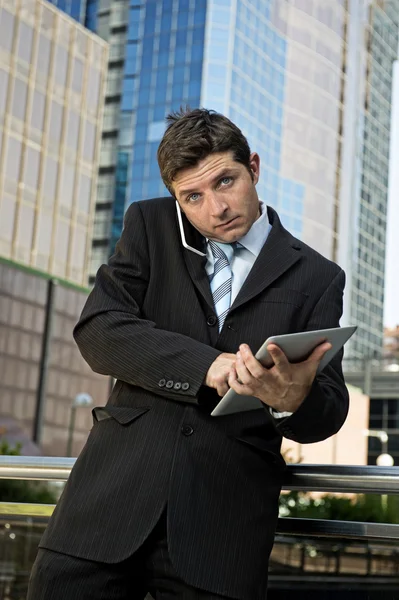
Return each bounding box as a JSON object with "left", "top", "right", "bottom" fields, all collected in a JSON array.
[
  {"left": 110, "top": 0, "right": 207, "bottom": 252},
  {"left": 225, "top": 0, "right": 304, "bottom": 239},
  {"left": 129, "top": 0, "right": 206, "bottom": 203},
  {"left": 47, "top": 0, "right": 88, "bottom": 25},
  {"left": 85, "top": 0, "right": 98, "bottom": 32}
]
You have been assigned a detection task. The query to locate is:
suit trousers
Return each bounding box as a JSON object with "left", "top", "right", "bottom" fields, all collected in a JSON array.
[{"left": 27, "top": 510, "right": 234, "bottom": 600}]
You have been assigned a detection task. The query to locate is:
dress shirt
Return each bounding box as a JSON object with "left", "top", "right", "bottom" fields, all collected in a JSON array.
[
  {"left": 205, "top": 201, "right": 271, "bottom": 302},
  {"left": 205, "top": 202, "right": 293, "bottom": 419}
]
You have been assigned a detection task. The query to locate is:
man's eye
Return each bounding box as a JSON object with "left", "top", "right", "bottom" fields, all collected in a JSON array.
[
  {"left": 220, "top": 177, "right": 232, "bottom": 186},
  {"left": 188, "top": 193, "right": 200, "bottom": 202}
]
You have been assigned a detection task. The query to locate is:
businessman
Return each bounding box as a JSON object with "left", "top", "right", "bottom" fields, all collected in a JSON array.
[{"left": 28, "top": 108, "right": 349, "bottom": 599}]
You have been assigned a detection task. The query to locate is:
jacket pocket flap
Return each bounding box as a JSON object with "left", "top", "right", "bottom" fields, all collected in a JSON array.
[
  {"left": 92, "top": 406, "right": 150, "bottom": 425},
  {"left": 232, "top": 436, "right": 287, "bottom": 470},
  {"left": 258, "top": 288, "right": 308, "bottom": 307}
]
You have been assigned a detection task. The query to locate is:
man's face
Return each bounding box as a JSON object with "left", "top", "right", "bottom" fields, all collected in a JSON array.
[{"left": 173, "top": 151, "right": 261, "bottom": 243}]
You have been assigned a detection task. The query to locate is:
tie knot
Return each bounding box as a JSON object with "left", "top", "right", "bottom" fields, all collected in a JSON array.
[{"left": 208, "top": 240, "right": 235, "bottom": 263}]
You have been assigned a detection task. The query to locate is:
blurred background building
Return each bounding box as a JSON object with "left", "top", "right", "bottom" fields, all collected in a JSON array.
[
  {"left": 0, "top": 0, "right": 107, "bottom": 285},
  {"left": 0, "top": 263, "right": 109, "bottom": 456},
  {"left": 0, "top": 0, "right": 109, "bottom": 455}
]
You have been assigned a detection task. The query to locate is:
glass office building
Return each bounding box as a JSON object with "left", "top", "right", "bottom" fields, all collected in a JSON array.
[
  {"left": 46, "top": 0, "right": 97, "bottom": 31},
  {"left": 348, "top": 1, "right": 399, "bottom": 357},
  {"left": 0, "top": 0, "right": 108, "bottom": 285},
  {"left": 87, "top": 0, "right": 398, "bottom": 358}
]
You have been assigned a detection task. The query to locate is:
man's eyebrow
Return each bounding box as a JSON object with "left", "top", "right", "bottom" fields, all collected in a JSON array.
[{"left": 178, "top": 169, "right": 239, "bottom": 198}]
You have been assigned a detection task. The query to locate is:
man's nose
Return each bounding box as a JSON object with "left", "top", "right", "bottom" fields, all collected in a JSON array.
[{"left": 207, "top": 193, "right": 228, "bottom": 217}]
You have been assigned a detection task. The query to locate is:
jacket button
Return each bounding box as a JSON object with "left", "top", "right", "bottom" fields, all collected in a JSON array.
[
  {"left": 207, "top": 315, "right": 217, "bottom": 326},
  {"left": 166, "top": 380, "right": 174, "bottom": 389},
  {"left": 181, "top": 383, "right": 190, "bottom": 391},
  {"left": 173, "top": 382, "right": 182, "bottom": 390},
  {"left": 158, "top": 379, "right": 166, "bottom": 387},
  {"left": 181, "top": 425, "right": 194, "bottom": 436}
]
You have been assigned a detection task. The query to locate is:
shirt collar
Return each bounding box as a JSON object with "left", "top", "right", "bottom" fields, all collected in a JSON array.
[{"left": 237, "top": 201, "right": 271, "bottom": 257}]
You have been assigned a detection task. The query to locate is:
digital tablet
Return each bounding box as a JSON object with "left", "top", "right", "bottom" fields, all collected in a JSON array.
[{"left": 210, "top": 325, "right": 357, "bottom": 417}]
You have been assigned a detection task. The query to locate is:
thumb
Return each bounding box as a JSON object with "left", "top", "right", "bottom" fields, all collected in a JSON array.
[{"left": 307, "top": 341, "right": 332, "bottom": 364}]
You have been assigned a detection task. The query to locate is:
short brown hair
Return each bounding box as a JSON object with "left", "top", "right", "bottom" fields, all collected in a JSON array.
[{"left": 157, "top": 108, "right": 252, "bottom": 195}]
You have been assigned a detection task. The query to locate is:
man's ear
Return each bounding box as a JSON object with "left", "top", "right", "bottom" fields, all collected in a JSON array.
[{"left": 249, "top": 152, "right": 260, "bottom": 184}]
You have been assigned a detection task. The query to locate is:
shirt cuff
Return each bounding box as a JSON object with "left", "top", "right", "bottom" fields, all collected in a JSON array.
[{"left": 269, "top": 407, "right": 293, "bottom": 419}]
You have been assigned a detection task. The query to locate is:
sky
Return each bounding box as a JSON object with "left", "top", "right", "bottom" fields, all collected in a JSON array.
[{"left": 384, "top": 59, "right": 399, "bottom": 328}]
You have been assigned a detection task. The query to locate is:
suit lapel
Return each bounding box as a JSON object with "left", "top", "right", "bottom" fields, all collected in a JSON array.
[{"left": 230, "top": 207, "right": 302, "bottom": 313}]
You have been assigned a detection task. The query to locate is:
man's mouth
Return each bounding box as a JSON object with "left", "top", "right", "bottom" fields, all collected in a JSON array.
[{"left": 217, "top": 217, "right": 238, "bottom": 228}]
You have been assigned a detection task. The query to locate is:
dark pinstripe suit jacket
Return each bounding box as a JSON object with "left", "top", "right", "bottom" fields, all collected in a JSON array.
[{"left": 40, "top": 197, "right": 349, "bottom": 599}]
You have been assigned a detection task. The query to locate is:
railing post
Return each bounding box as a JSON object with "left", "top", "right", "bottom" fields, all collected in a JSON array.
[{"left": 300, "top": 544, "right": 306, "bottom": 572}]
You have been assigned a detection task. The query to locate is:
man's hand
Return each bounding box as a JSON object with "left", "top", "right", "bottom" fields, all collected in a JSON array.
[
  {"left": 228, "top": 342, "right": 332, "bottom": 413},
  {"left": 205, "top": 353, "right": 236, "bottom": 397}
]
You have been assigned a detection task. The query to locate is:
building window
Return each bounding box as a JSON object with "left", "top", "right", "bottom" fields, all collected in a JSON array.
[{"left": 0, "top": 10, "right": 15, "bottom": 53}]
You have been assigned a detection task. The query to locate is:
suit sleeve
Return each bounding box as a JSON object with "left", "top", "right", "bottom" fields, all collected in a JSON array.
[
  {"left": 275, "top": 268, "right": 350, "bottom": 443},
  {"left": 73, "top": 202, "right": 221, "bottom": 403}
]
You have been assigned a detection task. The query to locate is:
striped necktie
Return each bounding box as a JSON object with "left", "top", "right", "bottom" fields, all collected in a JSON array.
[{"left": 208, "top": 240, "right": 235, "bottom": 332}]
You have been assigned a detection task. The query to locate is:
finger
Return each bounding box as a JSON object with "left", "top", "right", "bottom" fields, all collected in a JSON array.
[
  {"left": 267, "top": 344, "right": 290, "bottom": 371},
  {"left": 228, "top": 367, "right": 254, "bottom": 396},
  {"left": 216, "top": 381, "right": 229, "bottom": 397},
  {"left": 239, "top": 345, "right": 266, "bottom": 379},
  {"left": 235, "top": 351, "right": 253, "bottom": 385},
  {"left": 306, "top": 342, "right": 332, "bottom": 364},
  {"left": 215, "top": 374, "right": 230, "bottom": 397}
]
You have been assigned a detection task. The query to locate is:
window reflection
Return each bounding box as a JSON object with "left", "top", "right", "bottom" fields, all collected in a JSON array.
[
  {"left": 17, "top": 22, "right": 33, "bottom": 63},
  {"left": 36, "top": 35, "right": 51, "bottom": 80},
  {"left": 66, "top": 110, "right": 79, "bottom": 151},
  {"left": 86, "top": 69, "right": 100, "bottom": 111},
  {"left": 30, "top": 90, "right": 45, "bottom": 131},
  {"left": 72, "top": 58, "right": 84, "bottom": 93},
  {"left": 23, "top": 147, "right": 40, "bottom": 189},
  {"left": 60, "top": 163, "right": 75, "bottom": 209},
  {"left": 54, "top": 45, "right": 68, "bottom": 88},
  {"left": 54, "top": 219, "right": 69, "bottom": 265},
  {"left": 71, "top": 227, "right": 86, "bottom": 271},
  {"left": 43, "top": 156, "right": 59, "bottom": 200},
  {"left": 16, "top": 204, "right": 34, "bottom": 250},
  {"left": 78, "top": 173, "right": 91, "bottom": 213},
  {"left": 49, "top": 101, "right": 63, "bottom": 145},
  {"left": 12, "top": 78, "right": 28, "bottom": 121},
  {"left": 0, "top": 69, "right": 9, "bottom": 117},
  {"left": 0, "top": 10, "right": 15, "bottom": 53},
  {"left": 40, "top": 5, "right": 54, "bottom": 33},
  {"left": 0, "top": 195, "right": 16, "bottom": 242},
  {"left": 83, "top": 121, "right": 96, "bottom": 161},
  {"left": 5, "top": 137, "right": 22, "bottom": 182},
  {"left": 36, "top": 211, "right": 53, "bottom": 257}
]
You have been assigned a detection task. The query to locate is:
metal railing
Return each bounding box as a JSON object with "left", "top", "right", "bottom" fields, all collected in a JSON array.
[
  {"left": 343, "top": 356, "right": 399, "bottom": 373},
  {"left": 1, "top": 457, "right": 399, "bottom": 542}
]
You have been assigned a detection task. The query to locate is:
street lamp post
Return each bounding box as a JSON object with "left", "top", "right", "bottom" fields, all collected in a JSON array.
[
  {"left": 66, "top": 393, "right": 93, "bottom": 457},
  {"left": 363, "top": 429, "right": 388, "bottom": 452},
  {"left": 376, "top": 453, "right": 395, "bottom": 514},
  {"left": 364, "top": 429, "right": 394, "bottom": 515}
]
